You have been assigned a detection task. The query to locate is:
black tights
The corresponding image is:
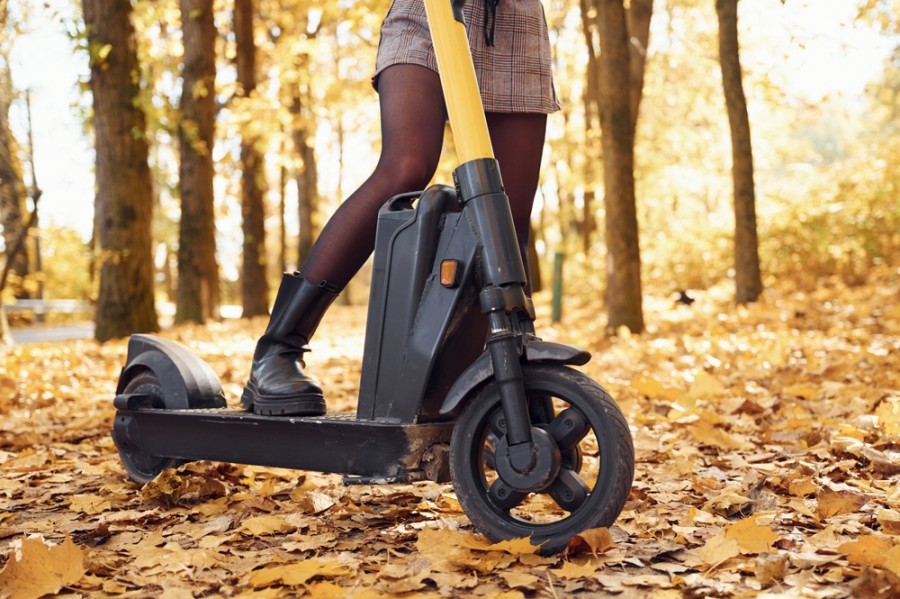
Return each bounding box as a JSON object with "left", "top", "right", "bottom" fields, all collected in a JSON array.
[{"left": 300, "top": 64, "right": 547, "bottom": 292}]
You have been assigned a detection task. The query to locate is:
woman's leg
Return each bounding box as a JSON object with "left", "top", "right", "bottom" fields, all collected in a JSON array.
[
  {"left": 300, "top": 64, "right": 447, "bottom": 290},
  {"left": 243, "top": 64, "right": 447, "bottom": 416},
  {"left": 485, "top": 112, "right": 548, "bottom": 292}
]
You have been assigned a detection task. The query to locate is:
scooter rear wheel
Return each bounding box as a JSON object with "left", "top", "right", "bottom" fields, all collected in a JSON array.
[
  {"left": 449, "top": 364, "right": 634, "bottom": 555},
  {"left": 116, "top": 370, "right": 183, "bottom": 483}
]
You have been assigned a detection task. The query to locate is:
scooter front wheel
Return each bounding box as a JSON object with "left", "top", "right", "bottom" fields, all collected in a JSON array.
[
  {"left": 115, "top": 370, "right": 183, "bottom": 483},
  {"left": 449, "top": 364, "right": 634, "bottom": 555}
]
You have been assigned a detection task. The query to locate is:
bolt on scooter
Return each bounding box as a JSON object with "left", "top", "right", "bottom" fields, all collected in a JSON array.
[{"left": 111, "top": 0, "right": 635, "bottom": 555}]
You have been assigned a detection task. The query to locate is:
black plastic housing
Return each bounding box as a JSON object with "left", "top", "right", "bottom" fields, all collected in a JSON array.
[{"left": 357, "top": 185, "right": 487, "bottom": 423}]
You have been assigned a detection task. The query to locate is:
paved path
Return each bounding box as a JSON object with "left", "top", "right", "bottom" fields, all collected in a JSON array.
[{"left": 10, "top": 323, "right": 95, "bottom": 344}]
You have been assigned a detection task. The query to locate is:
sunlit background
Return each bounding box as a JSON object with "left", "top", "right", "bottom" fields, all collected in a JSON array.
[{"left": 4, "top": 0, "right": 898, "bottom": 300}]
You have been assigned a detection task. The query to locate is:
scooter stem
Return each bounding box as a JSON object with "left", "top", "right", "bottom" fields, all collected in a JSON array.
[
  {"left": 426, "top": 0, "right": 537, "bottom": 456},
  {"left": 424, "top": 0, "right": 494, "bottom": 163}
]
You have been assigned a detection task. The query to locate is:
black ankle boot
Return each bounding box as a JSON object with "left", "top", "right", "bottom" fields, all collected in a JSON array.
[{"left": 241, "top": 274, "right": 338, "bottom": 416}]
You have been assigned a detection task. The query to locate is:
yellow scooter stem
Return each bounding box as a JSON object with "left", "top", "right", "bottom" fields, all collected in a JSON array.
[{"left": 424, "top": 0, "right": 495, "bottom": 164}]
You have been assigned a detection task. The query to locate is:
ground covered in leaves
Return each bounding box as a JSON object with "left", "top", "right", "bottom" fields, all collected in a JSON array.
[{"left": 1, "top": 268, "right": 899, "bottom": 598}]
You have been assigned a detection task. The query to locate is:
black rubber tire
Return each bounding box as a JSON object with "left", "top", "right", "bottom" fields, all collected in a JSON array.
[
  {"left": 116, "top": 370, "right": 182, "bottom": 484},
  {"left": 450, "top": 364, "right": 634, "bottom": 555}
]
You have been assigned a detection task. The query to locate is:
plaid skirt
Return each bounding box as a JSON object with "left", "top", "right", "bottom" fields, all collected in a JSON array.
[{"left": 374, "top": 0, "right": 560, "bottom": 114}]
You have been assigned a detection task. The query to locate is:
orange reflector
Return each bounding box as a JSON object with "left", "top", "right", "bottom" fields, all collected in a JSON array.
[{"left": 440, "top": 260, "right": 459, "bottom": 287}]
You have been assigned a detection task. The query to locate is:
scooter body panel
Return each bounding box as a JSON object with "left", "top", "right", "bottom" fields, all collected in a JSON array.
[
  {"left": 358, "top": 185, "right": 487, "bottom": 424},
  {"left": 112, "top": 407, "right": 452, "bottom": 482}
]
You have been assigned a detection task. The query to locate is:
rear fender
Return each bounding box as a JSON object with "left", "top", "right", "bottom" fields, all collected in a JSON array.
[{"left": 115, "top": 334, "right": 225, "bottom": 410}]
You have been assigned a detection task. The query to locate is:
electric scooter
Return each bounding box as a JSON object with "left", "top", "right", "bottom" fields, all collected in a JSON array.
[{"left": 111, "top": 0, "right": 635, "bottom": 555}]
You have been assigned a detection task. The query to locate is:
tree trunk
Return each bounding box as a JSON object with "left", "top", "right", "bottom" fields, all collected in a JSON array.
[
  {"left": 25, "top": 91, "right": 44, "bottom": 317},
  {"left": 716, "top": 0, "right": 762, "bottom": 303},
  {"left": 0, "top": 63, "right": 30, "bottom": 297},
  {"left": 595, "top": 0, "right": 644, "bottom": 333},
  {"left": 235, "top": 0, "right": 269, "bottom": 317},
  {"left": 176, "top": 0, "right": 220, "bottom": 324},
  {"left": 579, "top": 0, "right": 600, "bottom": 252},
  {"left": 279, "top": 160, "right": 288, "bottom": 272},
  {"left": 626, "top": 0, "right": 653, "bottom": 134},
  {"left": 580, "top": 0, "right": 651, "bottom": 264},
  {"left": 291, "top": 84, "right": 318, "bottom": 268},
  {"left": 82, "top": 0, "right": 159, "bottom": 341}
]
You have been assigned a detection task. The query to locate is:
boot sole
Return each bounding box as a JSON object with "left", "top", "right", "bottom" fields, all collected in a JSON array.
[{"left": 241, "top": 383, "right": 326, "bottom": 417}]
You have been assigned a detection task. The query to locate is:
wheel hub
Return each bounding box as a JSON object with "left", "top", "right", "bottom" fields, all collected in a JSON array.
[{"left": 493, "top": 427, "right": 561, "bottom": 493}]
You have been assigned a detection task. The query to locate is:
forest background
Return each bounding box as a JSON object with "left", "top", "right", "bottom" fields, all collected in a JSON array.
[
  {"left": 0, "top": 0, "right": 896, "bottom": 337},
  {"left": 0, "top": 0, "right": 899, "bottom": 597}
]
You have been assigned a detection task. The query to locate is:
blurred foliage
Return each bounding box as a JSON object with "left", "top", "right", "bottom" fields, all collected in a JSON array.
[
  {"left": 543, "top": 0, "right": 900, "bottom": 305},
  {"left": 37, "top": 224, "right": 93, "bottom": 301},
  {"left": 3, "top": 0, "right": 898, "bottom": 314}
]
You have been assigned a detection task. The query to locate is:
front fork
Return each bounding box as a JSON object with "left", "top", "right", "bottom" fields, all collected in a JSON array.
[
  {"left": 485, "top": 311, "right": 537, "bottom": 471},
  {"left": 456, "top": 158, "right": 542, "bottom": 479}
]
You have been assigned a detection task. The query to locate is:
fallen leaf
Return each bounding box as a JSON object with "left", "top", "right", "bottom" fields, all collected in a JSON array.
[
  {"left": 565, "top": 527, "right": 616, "bottom": 557},
  {"left": 837, "top": 536, "right": 893, "bottom": 569},
  {"left": 725, "top": 516, "right": 780, "bottom": 554},
  {"left": 250, "top": 558, "right": 353, "bottom": 588},
  {"left": 885, "top": 545, "right": 900, "bottom": 577},
  {"left": 877, "top": 509, "right": 900, "bottom": 535},
  {"left": 808, "top": 525, "right": 843, "bottom": 551},
  {"left": 499, "top": 571, "right": 540, "bottom": 588},
  {"left": 787, "top": 477, "right": 817, "bottom": 497},
  {"left": 816, "top": 490, "right": 867, "bottom": 520},
  {"left": 551, "top": 558, "right": 601, "bottom": 579},
  {"left": 696, "top": 533, "right": 741, "bottom": 566},
  {"left": 0, "top": 536, "right": 85, "bottom": 599},
  {"left": 632, "top": 375, "right": 681, "bottom": 401},
  {"left": 689, "top": 420, "right": 752, "bottom": 450},
  {"left": 458, "top": 534, "right": 539, "bottom": 555},
  {"left": 240, "top": 515, "right": 296, "bottom": 536},
  {"left": 686, "top": 371, "right": 727, "bottom": 399},
  {"left": 68, "top": 494, "right": 113, "bottom": 515},
  {"left": 755, "top": 553, "right": 787, "bottom": 587},
  {"left": 307, "top": 582, "right": 386, "bottom": 599},
  {"left": 875, "top": 398, "right": 900, "bottom": 436}
]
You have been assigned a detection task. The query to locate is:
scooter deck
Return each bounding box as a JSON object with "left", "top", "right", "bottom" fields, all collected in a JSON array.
[{"left": 112, "top": 401, "right": 454, "bottom": 483}]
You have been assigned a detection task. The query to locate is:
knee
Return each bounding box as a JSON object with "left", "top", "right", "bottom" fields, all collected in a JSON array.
[{"left": 375, "top": 153, "right": 438, "bottom": 192}]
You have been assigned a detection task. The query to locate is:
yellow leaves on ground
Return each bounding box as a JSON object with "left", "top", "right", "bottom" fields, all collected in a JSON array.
[
  {"left": 696, "top": 532, "right": 741, "bottom": 566},
  {"left": 240, "top": 515, "right": 297, "bottom": 536},
  {"left": 877, "top": 509, "right": 900, "bottom": 535},
  {"left": 0, "top": 536, "right": 85, "bottom": 599},
  {"left": 724, "top": 515, "right": 779, "bottom": 554},
  {"left": 565, "top": 527, "right": 616, "bottom": 557},
  {"left": 250, "top": 558, "right": 354, "bottom": 588},
  {"left": 695, "top": 515, "right": 779, "bottom": 567},
  {"left": 816, "top": 489, "right": 868, "bottom": 520},
  {"left": 875, "top": 395, "right": 900, "bottom": 435},
  {"left": 1, "top": 272, "right": 899, "bottom": 596},
  {"left": 414, "top": 527, "right": 538, "bottom": 575}
]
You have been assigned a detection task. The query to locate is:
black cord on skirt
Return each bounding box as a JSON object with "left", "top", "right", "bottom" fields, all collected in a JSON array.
[{"left": 483, "top": 0, "right": 500, "bottom": 46}]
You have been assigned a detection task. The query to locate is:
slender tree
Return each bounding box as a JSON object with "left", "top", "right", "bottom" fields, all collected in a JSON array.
[
  {"left": 24, "top": 91, "right": 43, "bottom": 304},
  {"left": 176, "top": 0, "right": 220, "bottom": 323},
  {"left": 0, "top": 60, "right": 28, "bottom": 296},
  {"left": 291, "top": 76, "right": 319, "bottom": 269},
  {"left": 578, "top": 0, "right": 600, "bottom": 253},
  {"left": 580, "top": 0, "right": 652, "bottom": 257},
  {"left": 588, "top": 0, "right": 644, "bottom": 333},
  {"left": 626, "top": 0, "right": 652, "bottom": 134},
  {"left": 235, "top": 0, "right": 269, "bottom": 317},
  {"left": 0, "top": 1, "right": 29, "bottom": 298},
  {"left": 716, "top": 0, "right": 762, "bottom": 303},
  {"left": 82, "top": 0, "right": 159, "bottom": 341}
]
